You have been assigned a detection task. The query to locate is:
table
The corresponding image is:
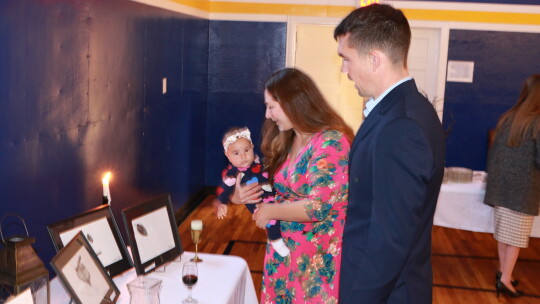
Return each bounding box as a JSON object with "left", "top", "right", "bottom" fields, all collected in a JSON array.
[
  {"left": 434, "top": 179, "right": 540, "bottom": 238},
  {"left": 50, "top": 252, "right": 259, "bottom": 304}
]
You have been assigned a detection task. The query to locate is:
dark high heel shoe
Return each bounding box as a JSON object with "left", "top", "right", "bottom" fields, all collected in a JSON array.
[
  {"left": 496, "top": 271, "right": 519, "bottom": 287},
  {"left": 496, "top": 279, "right": 524, "bottom": 298}
]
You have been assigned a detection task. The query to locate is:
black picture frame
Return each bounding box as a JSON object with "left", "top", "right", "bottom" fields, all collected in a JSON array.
[
  {"left": 121, "top": 194, "right": 183, "bottom": 275},
  {"left": 46, "top": 205, "right": 132, "bottom": 277},
  {"left": 50, "top": 232, "right": 120, "bottom": 304}
]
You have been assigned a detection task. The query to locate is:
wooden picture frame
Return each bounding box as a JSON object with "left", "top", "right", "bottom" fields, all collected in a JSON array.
[
  {"left": 50, "top": 232, "right": 120, "bottom": 304},
  {"left": 121, "top": 194, "right": 183, "bottom": 275},
  {"left": 47, "top": 205, "right": 132, "bottom": 277}
]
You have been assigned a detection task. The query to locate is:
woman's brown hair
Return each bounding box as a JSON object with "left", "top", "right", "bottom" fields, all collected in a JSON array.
[
  {"left": 261, "top": 68, "right": 354, "bottom": 180},
  {"left": 495, "top": 74, "right": 540, "bottom": 146}
]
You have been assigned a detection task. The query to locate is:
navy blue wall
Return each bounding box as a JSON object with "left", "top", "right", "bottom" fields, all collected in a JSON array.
[
  {"left": 0, "top": 0, "right": 208, "bottom": 269},
  {"left": 205, "top": 21, "right": 286, "bottom": 185},
  {"left": 2, "top": 0, "right": 539, "bottom": 273},
  {"left": 443, "top": 30, "right": 540, "bottom": 170}
]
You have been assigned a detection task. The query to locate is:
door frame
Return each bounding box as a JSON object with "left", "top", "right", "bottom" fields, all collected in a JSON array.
[{"left": 286, "top": 17, "right": 450, "bottom": 118}]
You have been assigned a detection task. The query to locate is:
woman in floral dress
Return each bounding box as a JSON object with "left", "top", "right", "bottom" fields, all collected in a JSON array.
[{"left": 251, "top": 68, "right": 353, "bottom": 303}]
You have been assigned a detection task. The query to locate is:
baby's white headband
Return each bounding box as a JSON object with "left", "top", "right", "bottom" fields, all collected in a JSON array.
[{"left": 223, "top": 129, "right": 252, "bottom": 151}]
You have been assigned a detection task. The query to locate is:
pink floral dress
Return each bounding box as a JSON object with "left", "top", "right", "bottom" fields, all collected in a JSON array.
[{"left": 261, "top": 130, "right": 350, "bottom": 304}]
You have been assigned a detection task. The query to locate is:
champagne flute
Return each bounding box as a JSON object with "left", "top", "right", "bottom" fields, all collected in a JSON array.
[
  {"left": 190, "top": 220, "right": 203, "bottom": 262},
  {"left": 182, "top": 261, "right": 198, "bottom": 304}
]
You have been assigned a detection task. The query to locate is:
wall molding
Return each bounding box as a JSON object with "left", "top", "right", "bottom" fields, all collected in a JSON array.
[
  {"left": 131, "top": 0, "right": 540, "bottom": 26},
  {"left": 129, "top": 0, "right": 209, "bottom": 18}
]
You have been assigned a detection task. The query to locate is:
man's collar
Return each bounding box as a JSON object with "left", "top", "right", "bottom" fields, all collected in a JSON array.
[{"left": 363, "top": 76, "right": 413, "bottom": 118}]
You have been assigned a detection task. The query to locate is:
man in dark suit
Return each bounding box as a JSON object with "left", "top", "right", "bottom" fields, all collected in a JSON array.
[{"left": 334, "top": 4, "right": 446, "bottom": 303}]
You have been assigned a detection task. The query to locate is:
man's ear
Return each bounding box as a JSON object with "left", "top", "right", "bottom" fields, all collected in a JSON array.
[{"left": 369, "top": 51, "right": 381, "bottom": 72}]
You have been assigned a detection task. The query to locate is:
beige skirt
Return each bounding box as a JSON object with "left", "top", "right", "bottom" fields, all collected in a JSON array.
[{"left": 494, "top": 206, "right": 534, "bottom": 248}]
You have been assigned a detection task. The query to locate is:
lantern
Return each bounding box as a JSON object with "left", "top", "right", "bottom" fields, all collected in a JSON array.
[{"left": 0, "top": 214, "right": 49, "bottom": 304}]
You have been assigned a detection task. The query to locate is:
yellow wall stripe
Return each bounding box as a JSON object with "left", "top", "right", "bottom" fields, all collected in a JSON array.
[
  {"left": 209, "top": 2, "right": 353, "bottom": 18},
  {"left": 169, "top": 0, "right": 209, "bottom": 11},
  {"left": 168, "top": 1, "right": 540, "bottom": 26},
  {"left": 403, "top": 9, "right": 540, "bottom": 26}
]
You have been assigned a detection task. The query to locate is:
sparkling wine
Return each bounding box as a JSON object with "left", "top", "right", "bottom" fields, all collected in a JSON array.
[
  {"left": 190, "top": 220, "right": 203, "bottom": 263},
  {"left": 191, "top": 229, "right": 202, "bottom": 244},
  {"left": 182, "top": 274, "right": 198, "bottom": 287}
]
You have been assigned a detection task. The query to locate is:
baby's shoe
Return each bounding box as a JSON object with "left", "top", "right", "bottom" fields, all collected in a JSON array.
[{"left": 271, "top": 238, "right": 290, "bottom": 257}]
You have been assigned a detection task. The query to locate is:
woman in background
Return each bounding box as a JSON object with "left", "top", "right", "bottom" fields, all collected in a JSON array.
[
  {"left": 234, "top": 68, "right": 353, "bottom": 303},
  {"left": 484, "top": 74, "right": 540, "bottom": 298}
]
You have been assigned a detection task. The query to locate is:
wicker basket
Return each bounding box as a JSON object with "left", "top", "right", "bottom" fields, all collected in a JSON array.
[{"left": 444, "top": 167, "right": 473, "bottom": 183}]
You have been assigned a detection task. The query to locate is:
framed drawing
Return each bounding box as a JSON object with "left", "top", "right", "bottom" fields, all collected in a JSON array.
[
  {"left": 121, "top": 194, "right": 183, "bottom": 275},
  {"left": 5, "top": 288, "right": 33, "bottom": 304},
  {"left": 50, "top": 232, "right": 120, "bottom": 304},
  {"left": 47, "top": 205, "right": 132, "bottom": 277}
]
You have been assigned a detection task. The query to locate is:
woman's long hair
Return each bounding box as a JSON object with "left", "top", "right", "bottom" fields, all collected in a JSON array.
[
  {"left": 495, "top": 74, "right": 540, "bottom": 146},
  {"left": 261, "top": 68, "right": 354, "bottom": 180}
]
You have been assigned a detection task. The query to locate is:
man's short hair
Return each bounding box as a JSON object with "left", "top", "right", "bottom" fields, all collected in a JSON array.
[{"left": 334, "top": 4, "right": 411, "bottom": 67}]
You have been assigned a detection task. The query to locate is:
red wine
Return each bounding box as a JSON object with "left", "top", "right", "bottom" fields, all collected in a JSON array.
[{"left": 183, "top": 274, "right": 198, "bottom": 287}]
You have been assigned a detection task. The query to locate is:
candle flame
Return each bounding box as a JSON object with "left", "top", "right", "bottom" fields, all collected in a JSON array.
[{"left": 102, "top": 172, "right": 112, "bottom": 184}]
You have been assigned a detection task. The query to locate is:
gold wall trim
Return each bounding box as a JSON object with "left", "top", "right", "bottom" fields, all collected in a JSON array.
[
  {"left": 209, "top": 2, "right": 354, "bottom": 18},
  {"left": 169, "top": 0, "right": 210, "bottom": 11},
  {"left": 167, "top": 1, "right": 540, "bottom": 25},
  {"left": 403, "top": 9, "right": 540, "bottom": 25}
]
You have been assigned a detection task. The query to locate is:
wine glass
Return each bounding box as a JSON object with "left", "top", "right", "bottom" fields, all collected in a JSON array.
[
  {"left": 190, "top": 220, "right": 203, "bottom": 262},
  {"left": 182, "top": 261, "right": 198, "bottom": 304}
]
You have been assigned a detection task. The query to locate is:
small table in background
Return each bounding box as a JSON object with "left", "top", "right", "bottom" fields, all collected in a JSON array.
[{"left": 434, "top": 174, "right": 540, "bottom": 238}]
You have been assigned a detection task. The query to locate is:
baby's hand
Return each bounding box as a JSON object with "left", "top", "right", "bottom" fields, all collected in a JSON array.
[{"left": 217, "top": 204, "right": 228, "bottom": 219}]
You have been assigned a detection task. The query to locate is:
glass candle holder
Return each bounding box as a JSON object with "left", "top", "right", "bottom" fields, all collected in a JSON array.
[{"left": 127, "top": 276, "right": 162, "bottom": 304}]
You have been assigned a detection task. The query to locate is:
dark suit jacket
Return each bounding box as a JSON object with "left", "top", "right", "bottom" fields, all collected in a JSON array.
[{"left": 339, "top": 80, "right": 445, "bottom": 304}]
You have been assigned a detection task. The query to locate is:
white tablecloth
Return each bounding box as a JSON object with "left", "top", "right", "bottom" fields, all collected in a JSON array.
[
  {"left": 50, "top": 252, "right": 259, "bottom": 304},
  {"left": 434, "top": 180, "right": 540, "bottom": 237}
]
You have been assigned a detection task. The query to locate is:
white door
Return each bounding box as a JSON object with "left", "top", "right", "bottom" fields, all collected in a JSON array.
[
  {"left": 293, "top": 24, "right": 365, "bottom": 133},
  {"left": 408, "top": 28, "right": 441, "bottom": 107},
  {"left": 291, "top": 23, "right": 443, "bottom": 132}
]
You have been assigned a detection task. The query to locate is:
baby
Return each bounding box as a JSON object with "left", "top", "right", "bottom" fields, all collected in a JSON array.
[{"left": 214, "top": 127, "right": 290, "bottom": 257}]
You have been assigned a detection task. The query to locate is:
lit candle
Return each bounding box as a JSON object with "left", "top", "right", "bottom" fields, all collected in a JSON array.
[
  {"left": 102, "top": 172, "right": 112, "bottom": 204},
  {"left": 190, "top": 219, "right": 203, "bottom": 230}
]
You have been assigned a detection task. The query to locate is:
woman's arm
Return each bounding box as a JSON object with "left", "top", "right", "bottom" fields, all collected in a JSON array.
[
  {"left": 253, "top": 199, "right": 311, "bottom": 228},
  {"left": 254, "top": 131, "right": 350, "bottom": 228}
]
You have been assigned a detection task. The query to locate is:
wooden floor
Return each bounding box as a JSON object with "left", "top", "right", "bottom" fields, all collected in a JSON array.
[{"left": 178, "top": 196, "right": 540, "bottom": 303}]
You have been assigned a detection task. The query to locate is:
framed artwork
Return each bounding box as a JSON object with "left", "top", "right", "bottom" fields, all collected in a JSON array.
[
  {"left": 50, "top": 232, "right": 120, "bottom": 304},
  {"left": 121, "top": 194, "right": 183, "bottom": 275},
  {"left": 47, "top": 205, "right": 132, "bottom": 277},
  {"left": 5, "top": 288, "right": 33, "bottom": 304}
]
